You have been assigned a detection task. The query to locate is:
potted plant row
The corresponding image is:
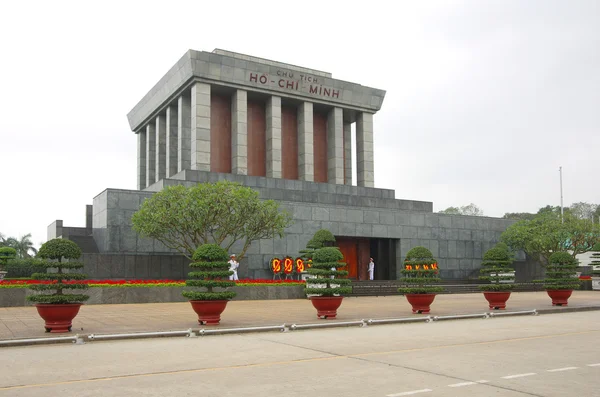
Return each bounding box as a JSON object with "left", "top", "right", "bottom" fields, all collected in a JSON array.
[
  {"left": 398, "top": 246, "right": 443, "bottom": 314},
  {"left": 26, "top": 239, "right": 90, "bottom": 333},
  {"left": 478, "top": 243, "right": 515, "bottom": 310},
  {"left": 543, "top": 251, "right": 581, "bottom": 306}
]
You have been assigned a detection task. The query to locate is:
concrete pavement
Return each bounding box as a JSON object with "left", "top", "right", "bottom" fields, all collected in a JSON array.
[
  {"left": 0, "top": 291, "right": 599, "bottom": 341},
  {"left": 0, "top": 310, "right": 599, "bottom": 396}
]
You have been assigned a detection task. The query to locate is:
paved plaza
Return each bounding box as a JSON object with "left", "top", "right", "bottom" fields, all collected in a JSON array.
[
  {"left": 1, "top": 291, "right": 599, "bottom": 341},
  {"left": 1, "top": 310, "right": 599, "bottom": 396}
]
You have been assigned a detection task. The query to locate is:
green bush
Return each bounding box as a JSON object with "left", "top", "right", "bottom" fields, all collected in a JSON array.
[
  {"left": 182, "top": 244, "right": 236, "bottom": 301},
  {"left": 478, "top": 245, "right": 516, "bottom": 291},
  {"left": 398, "top": 246, "right": 443, "bottom": 294},
  {"left": 4, "top": 258, "right": 48, "bottom": 278},
  {"left": 590, "top": 249, "right": 600, "bottom": 276},
  {"left": 592, "top": 242, "right": 600, "bottom": 252},
  {"left": 26, "top": 239, "right": 89, "bottom": 304},
  {"left": 299, "top": 229, "right": 336, "bottom": 262},
  {"left": 304, "top": 247, "right": 352, "bottom": 297},
  {"left": 0, "top": 247, "right": 17, "bottom": 276},
  {"left": 543, "top": 251, "right": 581, "bottom": 290}
]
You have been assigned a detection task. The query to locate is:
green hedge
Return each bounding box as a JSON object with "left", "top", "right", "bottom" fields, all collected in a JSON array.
[{"left": 2, "top": 258, "right": 48, "bottom": 278}]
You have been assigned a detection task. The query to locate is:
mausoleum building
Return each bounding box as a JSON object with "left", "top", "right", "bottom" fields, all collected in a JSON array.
[{"left": 49, "top": 49, "right": 517, "bottom": 281}]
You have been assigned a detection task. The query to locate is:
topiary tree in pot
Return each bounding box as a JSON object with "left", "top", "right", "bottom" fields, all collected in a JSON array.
[
  {"left": 591, "top": 246, "right": 600, "bottom": 291},
  {"left": 398, "top": 246, "right": 443, "bottom": 314},
  {"left": 544, "top": 251, "right": 581, "bottom": 306},
  {"left": 0, "top": 246, "right": 17, "bottom": 280},
  {"left": 27, "top": 239, "right": 89, "bottom": 333},
  {"left": 304, "top": 246, "right": 351, "bottom": 319},
  {"left": 182, "top": 244, "right": 236, "bottom": 325},
  {"left": 478, "top": 244, "right": 515, "bottom": 310}
]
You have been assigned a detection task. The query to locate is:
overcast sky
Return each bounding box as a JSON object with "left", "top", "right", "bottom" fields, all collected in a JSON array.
[{"left": 1, "top": 0, "right": 598, "bottom": 247}]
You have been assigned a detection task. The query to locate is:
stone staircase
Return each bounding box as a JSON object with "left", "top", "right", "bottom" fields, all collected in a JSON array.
[{"left": 349, "top": 280, "right": 544, "bottom": 296}]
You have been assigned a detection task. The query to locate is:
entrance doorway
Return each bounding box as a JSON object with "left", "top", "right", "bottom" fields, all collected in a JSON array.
[{"left": 335, "top": 237, "right": 398, "bottom": 280}]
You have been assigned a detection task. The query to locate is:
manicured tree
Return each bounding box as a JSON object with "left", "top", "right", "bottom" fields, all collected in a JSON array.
[
  {"left": 299, "top": 229, "right": 337, "bottom": 263},
  {"left": 543, "top": 251, "right": 581, "bottom": 306},
  {"left": 0, "top": 247, "right": 16, "bottom": 279},
  {"left": 182, "top": 244, "right": 236, "bottom": 325},
  {"left": 398, "top": 246, "right": 443, "bottom": 313},
  {"left": 591, "top": 246, "right": 600, "bottom": 290},
  {"left": 27, "top": 238, "right": 89, "bottom": 333},
  {"left": 304, "top": 247, "right": 351, "bottom": 319},
  {"left": 478, "top": 244, "right": 515, "bottom": 309}
]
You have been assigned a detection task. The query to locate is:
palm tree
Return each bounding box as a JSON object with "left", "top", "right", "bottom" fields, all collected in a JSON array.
[
  {"left": 6, "top": 234, "right": 38, "bottom": 258},
  {"left": 0, "top": 232, "right": 6, "bottom": 247}
]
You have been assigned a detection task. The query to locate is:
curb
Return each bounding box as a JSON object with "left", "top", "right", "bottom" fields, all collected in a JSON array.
[{"left": 2, "top": 305, "right": 599, "bottom": 348}]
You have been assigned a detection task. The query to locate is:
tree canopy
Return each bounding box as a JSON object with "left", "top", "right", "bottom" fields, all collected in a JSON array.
[
  {"left": 131, "top": 181, "right": 294, "bottom": 260},
  {"left": 438, "top": 203, "right": 484, "bottom": 216},
  {"left": 501, "top": 211, "right": 600, "bottom": 263},
  {"left": 0, "top": 233, "right": 38, "bottom": 258}
]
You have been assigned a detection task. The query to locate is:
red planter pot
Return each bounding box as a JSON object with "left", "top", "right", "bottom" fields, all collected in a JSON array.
[
  {"left": 483, "top": 291, "right": 511, "bottom": 310},
  {"left": 405, "top": 293, "right": 437, "bottom": 314},
  {"left": 189, "top": 300, "right": 229, "bottom": 325},
  {"left": 309, "top": 296, "right": 344, "bottom": 319},
  {"left": 35, "top": 303, "right": 83, "bottom": 333},
  {"left": 546, "top": 289, "right": 573, "bottom": 306}
]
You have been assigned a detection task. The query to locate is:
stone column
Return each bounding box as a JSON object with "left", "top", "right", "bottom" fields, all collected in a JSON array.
[
  {"left": 343, "top": 121, "right": 352, "bottom": 185},
  {"left": 297, "top": 102, "right": 314, "bottom": 182},
  {"left": 191, "top": 82, "right": 211, "bottom": 171},
  {"left": 231, "top": 90, "right": 248, "bottom": 175},
  {"left": 266, "top": 96, "right": 282, "bottom": 178},
  {"left": 155, "top": 113, "right": 167, "bottom": 182},
  {"left": 356, "top": 112, "right": 374, "bottom": 187},
  {"left": 137, "top": 129, "right": 147, "bottom": 190},
  {"left": 145, "top": 123, "right": 156, "bottom": 187},
  {"left": 327, "top": 107, "right": 344, "bottom": 184},
  {"left": 166, "top": 104, "right": 178, "bottom": 177},
  {"left": 177, "top": 94, "right": 191, "bottom": 172}
]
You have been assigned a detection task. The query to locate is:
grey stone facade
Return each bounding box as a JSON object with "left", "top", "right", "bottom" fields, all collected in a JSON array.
[
  {"left": 46, "top": 49, "right": 519, "bottom": 283},
  {"left": 57, "top": 169, "right": 517, "bottom": 281}
]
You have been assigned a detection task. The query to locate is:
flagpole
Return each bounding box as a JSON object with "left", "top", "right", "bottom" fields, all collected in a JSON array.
[{"left": 559, "top": 166, "right": 564, "bottom": 224}]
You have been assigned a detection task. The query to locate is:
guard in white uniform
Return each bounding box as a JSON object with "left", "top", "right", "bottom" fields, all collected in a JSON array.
[
  {"left": 228, "top": 254, "right": 239, "bottom": 281},
  {"left": 368, "top": 258, "right": 375, "bottom": 281}
]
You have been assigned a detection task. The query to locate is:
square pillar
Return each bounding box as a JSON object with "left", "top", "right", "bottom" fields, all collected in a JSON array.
[
  {"left": 343, "top": 120, "right": 353, "bottom": 185},
  {"left": 231, "top": 90, "right": 248, "bottom": 175},
  {"left": 155, "top": 113, "right": 167, "bottom": 182},
  {"left": 297, "top": 102, "right": 314, "bottom": 182},
  {"left": 327, "top": 107, "right": 344, "bottom": 184},
  {"left": 136, "top": 129, "right": 147, "bottom": 190},
  {"left": 266, "top": 96, "right": 282, "bottom": 178},
  {"left": 177, "top": 94, "right": 191, "bottom": 172},
  {"left": 356, "top": 112, "right": 374, "bottom": 187},
  {"left": 145, "top": 123, "right": 156, "bottom": 187},
  {"left": 166, "top": 104, "right": 178, "bottom": 177},
  {"left": 191, "top": 82, "right": 211, "bottom": 171}
]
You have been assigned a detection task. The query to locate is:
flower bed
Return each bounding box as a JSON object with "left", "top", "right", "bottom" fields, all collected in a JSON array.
[{"left": 0, "top": 279, "right": 305, "bottom": 289}]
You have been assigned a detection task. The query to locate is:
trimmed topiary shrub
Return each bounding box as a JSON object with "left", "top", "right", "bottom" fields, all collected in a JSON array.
[
  {"left": 0, "top": 247, "right": 16, "bottom": 278},
  {"left": 27, "top": 239, "right": 89, "bottom": 304},
  {"left": 478, "top": 245, "right": 515, "bottom": 291},
  {"left": 299, "top": 229, "right": 337, "bottom": 263},
  {"left": 182, "top": 244, "right": 236, "bottom": 301},
  {"left": 398, "top": 246, "right": 443, "bottom": 294},
  {"left": 543, "top": 252, "right": 581, "bottom": 290},
  {"left": 304, "top": 247, "right": 352, "bottom": 297},
  {"left": 589, "top": 248, "right": 600, "bottom": 277}
]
